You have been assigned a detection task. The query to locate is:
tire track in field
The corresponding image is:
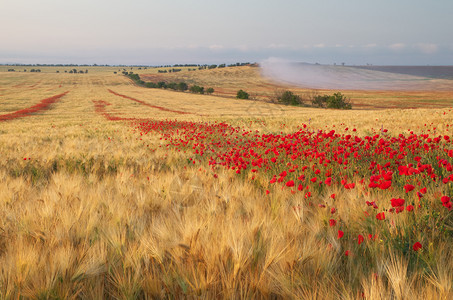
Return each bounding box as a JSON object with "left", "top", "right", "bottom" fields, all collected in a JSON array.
[
  {"left": 0, "top": 91, "right": 69, "bottom": 122},
  {"left": 107, "top": 89, "right": 196, "bottom": 115},
  {"left": 93, "top": 100, "right": 138, "bottom": 121}
]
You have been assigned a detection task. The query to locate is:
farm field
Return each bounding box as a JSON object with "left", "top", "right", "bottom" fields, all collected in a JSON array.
[{"left": 1, "top": 66, "right": 453, "bottom": 298}]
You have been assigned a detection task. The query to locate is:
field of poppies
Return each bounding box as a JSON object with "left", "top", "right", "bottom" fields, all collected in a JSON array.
[{"left": 0, "top": 66, "right": 452, "bottom": 298}]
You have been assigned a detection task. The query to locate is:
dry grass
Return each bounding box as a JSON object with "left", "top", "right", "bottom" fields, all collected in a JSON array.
[{"left": 0, "top": 67, "right": 452, "bottom": 298}]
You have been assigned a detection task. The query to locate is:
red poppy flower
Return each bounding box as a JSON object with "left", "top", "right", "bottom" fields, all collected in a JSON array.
[
  {"left": 358, "top": 234, "right": 364, "bottom": 245},
  {"left": 441, "top": 196, "right": 450, "bottom": 204},
  {"left": 406, "top": 205, "right": 414, "bottom": 212},
  {"left": 325, "top": 177, "right": 332, "bottom": 186},
  {"left": 331, "top": 207, "right": 336, "bottom": 214},
  {"left": 404, "top": 184, "right": 415, "bottom": 193},
  {"left": 413, "top": 242, "right": 422, "bottom": 251},
  {"left": 286, "top": 180, "right": 295, "bottom": 187},
  {"left": 376, "top": 212, "right": 385, "bottom": 220},
  {"left": 379, "top": 180, "right": 392, "bottom": 189},
  {"left": 338, "top": 230, "right": 344, "bottom": 239},
  {"left": 390, "top": 198, "right": 405, "bottom": 208},
  {"left": 329, "top": 219, "right": 337, "bottom": 227}
]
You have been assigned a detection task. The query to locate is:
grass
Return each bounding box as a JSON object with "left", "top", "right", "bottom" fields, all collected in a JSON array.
[{"left": 0, "top": 66, "right": 452, "bottom": 298}]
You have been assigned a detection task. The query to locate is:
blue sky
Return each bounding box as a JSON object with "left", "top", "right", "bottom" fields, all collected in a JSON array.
[{"left": 1, "top": 0, "right": 452, "bottom": 65}]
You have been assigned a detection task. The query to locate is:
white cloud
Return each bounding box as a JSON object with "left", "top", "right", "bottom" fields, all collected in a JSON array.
[
  {"left": 235, "top": 45, "right": 250, "bottom": 52},
  {"left": 266, "top": 43, "right": 289, "bottom": 49},
  {"left": 388, "top": 43, "right": 406, "bottom": 51},
  {"left": 209, "top": 44, "right": 224, "bottom": 50},
  {"left": 416, "top": 43, "right": 438, "bottom": 54}
]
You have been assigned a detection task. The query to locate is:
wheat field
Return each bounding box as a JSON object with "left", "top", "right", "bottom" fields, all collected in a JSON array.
[{"left": 0, "top": 66, "right": 452, "bottom": 299}]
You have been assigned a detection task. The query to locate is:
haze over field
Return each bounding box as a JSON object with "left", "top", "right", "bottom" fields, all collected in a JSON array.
[
  {"left": 261, "top": 58, "right": 453, "bottom": 90},
  {"left": 1, "top": 0, "right": 453, "bottom": 65}
]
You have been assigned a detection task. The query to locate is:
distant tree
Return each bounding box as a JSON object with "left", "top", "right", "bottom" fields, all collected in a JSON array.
[
  {"left": 145, "top": 82, "right": 157, "bottom": 88},
  {"left": 167, "top": 82, "right": 177, "bottom": 90},
  {"left": 157, "top": 81, "right": 167, "bottom": 88},
  {"left": 177, "top": 82, "right": 188, "bottom": 91},
  {"left": 208, "top": 64, "right": 217, "bottom": 69},
  {"left": 190, "top": 85, "right": 204, "bottom": 94},
  {"left": 312, "top": 92, "right": 351, "bottom": 109},
  {"left": 236, "top": 89, "right": 249, "bottom": 99},
  {"left": 276, "top": 90, "right": 302, "bottom": 106},
  {"left": 206, "top": 87, "right": 214, "bottom": 94},
  {"left": 218, "top": 64, "right": 226, "bottom": 68}
]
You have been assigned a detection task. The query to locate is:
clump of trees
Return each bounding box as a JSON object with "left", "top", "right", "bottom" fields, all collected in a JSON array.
[
  {"left": 125, "top": 72, "right": 209, "bottom": 94},
  {"left": 190, "top": 85, "right": 204, "bottom": 94},
  {"left": 311, "top": 92, "right": 351, "bottom": 109},
  {"left": 275, "top": 90, "right": 303, "bottom": 106},
  {"left": 67, "top": 69, "right": 87, "bottom": 74},
  {"left": 236, "top": 90, "right": 249, "bottom": 99},
  {"left": 272, "top": 90, "right": 352, "bottom": 109}
]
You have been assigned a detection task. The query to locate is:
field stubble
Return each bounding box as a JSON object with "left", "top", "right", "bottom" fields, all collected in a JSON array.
[{"left": 0, "top": 67, "right": 452, "bottom": 298}]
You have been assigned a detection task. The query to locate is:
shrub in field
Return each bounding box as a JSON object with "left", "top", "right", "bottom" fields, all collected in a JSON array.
[
  {"left": 206, "top": 87, "right": 214, "bottom": 94},
  {"left": 157, "top": 81, "right": 167, "bottom": 89},
  {"left": 276, "top": 90, "right": 303, "bottom": 106},
  {"left": 145, "top": 82, "right": 157, "bottom": 88},
  {"left": 177, "top": 82, "right": 188, "bottom": 91},
  {"left": 312, "top": 95, "right": 329, "bottom": 108},
  {"left": 167, "top": 82, "right": 177, "bottom": 90},
  {"left": 190, "top": 85, "right": 204, "bottom": 94},
  {"left": 312, "top": 92, "right": 351, "bottom": 109},
  {"left": 326, "top": 92, "right": 351, "bottom": 109},
  {"left": 236, "top": 89, "right": 249, "bottom": 99}
]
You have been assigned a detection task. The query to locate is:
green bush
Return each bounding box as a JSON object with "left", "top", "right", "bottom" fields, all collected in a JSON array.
[
  {"left": 327, "top": 92, "right": 352, "bottom": 109},
  {"left": 177, "top": 82, "right": 188, "bottom": 91},
  {"left": 190, "top": 85, "right": 204, "bottom": 94},
  {"left": 236, "top": 89, "right": 249, "bottom": 99},
  {"left": 312, "top": 92, "right": 351, "bottom": 109},
  {"left": 206, "top": 87, "right": 214, "bottom": 95},
  {"left": 277, "top": 90, "right": 302, "bottom": 106},
  {"left": 145, "top": 82, "right": 157, "bottom": 88},
  {"left": 167, "top": 82, "right": 177, "bottom": 90},
  {"left": 157, "top": 81, "right": 167, "bottom": 89},
  {"left": 312, "top": 95, "right": 329, "bottom": 108}
]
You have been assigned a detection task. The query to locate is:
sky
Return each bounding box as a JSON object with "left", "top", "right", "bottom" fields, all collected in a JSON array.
[{"left": 1, "top": 0, "right": 453, "bottom": 65}]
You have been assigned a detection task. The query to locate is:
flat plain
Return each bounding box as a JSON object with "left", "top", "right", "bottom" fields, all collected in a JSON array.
[{"left": 0, "top": 65, "right": 453, "bottom": 299}]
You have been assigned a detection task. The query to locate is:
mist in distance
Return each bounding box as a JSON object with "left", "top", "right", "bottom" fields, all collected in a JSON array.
[{"left": 260, "top": 58, "right": 453, "bottom": 91}]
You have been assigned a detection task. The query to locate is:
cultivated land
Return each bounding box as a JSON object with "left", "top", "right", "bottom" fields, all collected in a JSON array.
[{"left": 0, "top": 65, "right": 453, "bottom": 299}]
